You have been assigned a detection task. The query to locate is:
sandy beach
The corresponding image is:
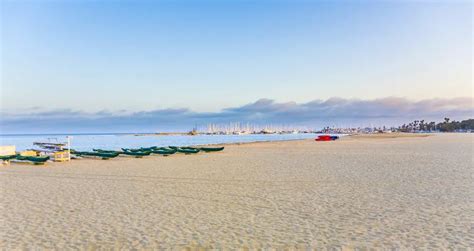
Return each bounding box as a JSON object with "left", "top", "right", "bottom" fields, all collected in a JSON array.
[{"left": 0, "top": 133, "right": 472, "bottom": 249}]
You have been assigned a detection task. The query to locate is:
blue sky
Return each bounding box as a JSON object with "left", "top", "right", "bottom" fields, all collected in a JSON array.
[{"left": 0, "top": 0, "right": 472, "bottom": 132}]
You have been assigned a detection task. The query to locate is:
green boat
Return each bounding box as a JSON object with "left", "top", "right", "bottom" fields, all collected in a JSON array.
[
  {"left": 168, "top": 146, "right": 179, "bottom": 150},
  {"left": 121, "top": 148, "right": 143, "bottom": 152},
  {"left": 159, "top": 147, "right": 176, "bottom": 151},
  {"left": 181, "top": 147, "right": 199, "bottom": 150},
  {"left": 0, "top": 155, "right": 17, "bottom": 161},
  {"left": 74, "top": 151, "right": 119, "bottom": 160},
  {"left": 16, "top": 155, "right": 50, "bottom": 164},
  {"left": 93, "top": 149, "right": 119, "bottom": 153},
  {"left": 120, "top": 150, "right": 151, "bottom": 158},
  {"left": 73, "top": 151, "right": 91, "bottom": 156},
  {"left": 200, "top": 146, "right": 225, "bottom": 152},
  {"left": 176, "top": 148, "right": 200, "bottom": 154},
  {"left": 151, "top": 148, "right": 177, "bottom": 156},
  {"left": 140, "top": 146, "right": 158, "bottom": 151},
  {"left": 94, "top": 152, "right": 119, "bottom": 159}
]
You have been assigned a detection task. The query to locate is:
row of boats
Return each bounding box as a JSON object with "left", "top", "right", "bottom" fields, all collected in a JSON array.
[
  {"left": 0, "top": 146, "right": 225, "bottom": 164},
  {"left": 72, "top": 146, "right": 225, "bottom": 160}
]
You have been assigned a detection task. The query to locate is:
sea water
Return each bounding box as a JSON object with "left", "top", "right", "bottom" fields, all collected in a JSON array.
[{"left": 0, "top": 133, "right": 321, "bottom": 151}]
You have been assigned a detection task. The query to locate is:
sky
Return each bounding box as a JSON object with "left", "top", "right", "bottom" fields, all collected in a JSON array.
[{"left": 0, "top": 0, "right": 472, "bottom": 133}]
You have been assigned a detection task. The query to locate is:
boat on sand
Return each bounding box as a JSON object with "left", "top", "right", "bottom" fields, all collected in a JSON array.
[
  {"left": 199, "top": 146, "right": 224, "bottom": 152},
  {"left": 0, "top": 155, "right": 17, "bottom": 161},
  {"left": 74, "top": 151, "right": 120, "bottom": 160},
  {"left": 151, "top": 148, "right": 177, "bottom": 156},
  {"left": 15, "top": 155, "right": 50, "bottom": 164},
  {"left": 176, "top": 148, "right": 200, "bottom": 154},
  {"left": 315, "top": 135, "right": 339, "bottom": 141},
  {"left": 120, "top": 149, "right": 151, "bottom": 157}
]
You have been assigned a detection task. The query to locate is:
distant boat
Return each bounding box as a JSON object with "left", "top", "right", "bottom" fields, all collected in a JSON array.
[{"left": 188, "top": 129, "right": 198, "bottom": 135}]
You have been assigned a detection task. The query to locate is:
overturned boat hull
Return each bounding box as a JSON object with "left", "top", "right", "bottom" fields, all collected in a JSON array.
[{"left": 200, "top": 147, "right": 224, "bottom": 152}]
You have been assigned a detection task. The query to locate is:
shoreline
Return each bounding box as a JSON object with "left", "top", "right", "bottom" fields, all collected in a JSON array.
[
  {"left": 192, "top": 132, "right": 436, "bottom": 147},
  {"left": 0, "top": 133, "right": 318, "bottom": 152},
  {"left": 0, "top": 132, "right": 443, "bottom": 154}
]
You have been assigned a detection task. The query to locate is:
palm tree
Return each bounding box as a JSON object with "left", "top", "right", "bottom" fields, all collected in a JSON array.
[
  {"left": 427, "top": 121, "right": 435, "bottom": 131},
  {"left": 413, "top": 120, "right": 419, "bottom": 131}
]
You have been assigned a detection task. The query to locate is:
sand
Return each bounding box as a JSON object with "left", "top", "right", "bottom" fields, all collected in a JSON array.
[
  {"left": 348, "top": 132, "right": 432, "bottom": 139},
  {"left": 0, "top": 133, "right": 473, "bottom": 249}
]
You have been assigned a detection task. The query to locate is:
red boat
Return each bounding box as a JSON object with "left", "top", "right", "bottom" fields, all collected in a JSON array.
[{"left": 315, "top": 135, "right": 338, "bottom": 141}]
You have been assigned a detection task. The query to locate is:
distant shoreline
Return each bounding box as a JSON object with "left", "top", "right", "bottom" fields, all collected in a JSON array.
[{"left": 1, "top": 131, "right": 470, "bottom": 137}]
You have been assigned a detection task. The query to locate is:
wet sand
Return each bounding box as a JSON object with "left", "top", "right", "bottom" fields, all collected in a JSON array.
[{"left": 0, "top": 133, "right": 472, "bottom": 249}]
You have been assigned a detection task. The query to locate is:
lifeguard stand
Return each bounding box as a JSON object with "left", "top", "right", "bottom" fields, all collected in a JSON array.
[{"left": 33, "top": 136, "right": 72, "bottom": 162}]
